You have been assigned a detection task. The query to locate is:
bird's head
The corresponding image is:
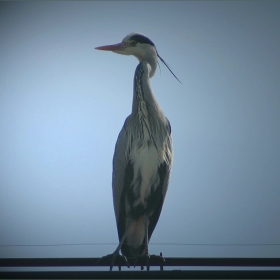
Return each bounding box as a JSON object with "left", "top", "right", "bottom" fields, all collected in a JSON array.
[
  {"left": 95, "top": 32, "right": 157, "bottom": 63},
  {"left": 95, "top": 32, "right": 181, "bottom": 83}
]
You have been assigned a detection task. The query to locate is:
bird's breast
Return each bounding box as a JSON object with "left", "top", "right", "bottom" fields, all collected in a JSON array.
[
  {"left": 126, "top": 98, "right": 169, "bottom": 214},
  {"left": 130, "top": 138, "right": 161, "bottom": 208}
]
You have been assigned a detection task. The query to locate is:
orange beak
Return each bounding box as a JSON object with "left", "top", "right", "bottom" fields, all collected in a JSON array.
[{"left": 95, "top": 42, "right": 126, "bottom": 52}]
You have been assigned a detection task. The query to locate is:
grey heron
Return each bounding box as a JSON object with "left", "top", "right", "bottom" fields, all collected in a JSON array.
[{"left": 95, "top": 32, "right": 179, "bottom": 270}]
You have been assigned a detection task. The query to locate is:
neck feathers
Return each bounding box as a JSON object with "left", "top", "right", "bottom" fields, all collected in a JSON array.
[
  {"left": 132, "top": 62, "right": 161, "bottom": 116},
  {"left": 135, "top": 45, "right": 158, "bottom": 78},
  {"left": 130, "top": 62, "right": 172, "bottom": 165},
  {"left": 145, "top": 51, "right": 157, "bottom": 78}
]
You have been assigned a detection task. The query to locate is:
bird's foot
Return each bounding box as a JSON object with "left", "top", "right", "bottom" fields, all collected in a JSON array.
[
  {"left": 132, "top": 252, "right": 165, "bottom": 270},
  {"left": 132, "top": 254, "right": 151, "bottom": 271},
  {"left": 95, "top": 252, "right": 129, "bottom": 271}
]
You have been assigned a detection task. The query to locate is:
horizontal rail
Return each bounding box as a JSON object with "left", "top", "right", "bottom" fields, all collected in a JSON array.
[
  {"left": 1, "top": 270, "right": 280, "bottom": 279},
  {"left": 1, "top": 258, "right": 280, "bottom": 279},
  {"left": 1, "top": 257, "right": 280, "bottom": 267}
]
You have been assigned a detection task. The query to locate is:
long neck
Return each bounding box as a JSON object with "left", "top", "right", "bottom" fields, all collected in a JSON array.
[
  {"left": 130, "top": 61, "right": 171, "bottom": 158},
  {"left": 145, "top": 50, "right": 157, "bottom": 78},
  {"left": 131, "top": 62, "right": 162, "bottom": 116},
  {"left": 135, "top": 45, "right": 158, "bottom": 78}
]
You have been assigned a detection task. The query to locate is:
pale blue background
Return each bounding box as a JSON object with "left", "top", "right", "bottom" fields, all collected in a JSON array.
[{"left": 1, "top": 1, "right": 280, "bottom": 261}]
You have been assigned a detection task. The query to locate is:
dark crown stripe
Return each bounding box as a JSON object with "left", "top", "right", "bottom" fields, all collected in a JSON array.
[{"left": 129, "top": 34, "right": 155, "bottom": 46}]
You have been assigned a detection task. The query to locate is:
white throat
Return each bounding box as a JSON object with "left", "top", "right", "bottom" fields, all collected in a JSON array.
[{"left": 135, "top": 46, "right": 158, "bottom": 78}]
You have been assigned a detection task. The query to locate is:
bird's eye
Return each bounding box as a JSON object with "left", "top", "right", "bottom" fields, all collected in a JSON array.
[{"left": 131, "top": 41, "right": 137, "bottom": 46}]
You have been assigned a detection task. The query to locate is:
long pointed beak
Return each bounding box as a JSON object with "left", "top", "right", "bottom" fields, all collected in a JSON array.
[{"left": 95, "top": 42, "right": 126, "bottom": 52}]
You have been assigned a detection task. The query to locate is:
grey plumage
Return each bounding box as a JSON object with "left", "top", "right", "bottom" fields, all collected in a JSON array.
[
  {"left": 95, "top": 32, "right": 175, "bottom": 268},
  {"left": 113, "top": 61, "right": 172, "bottom": 257}
]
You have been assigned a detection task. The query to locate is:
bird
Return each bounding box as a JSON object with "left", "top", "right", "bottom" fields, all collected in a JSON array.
[{"left": 95, "top": 32, "right": 179, "bottom": 270}]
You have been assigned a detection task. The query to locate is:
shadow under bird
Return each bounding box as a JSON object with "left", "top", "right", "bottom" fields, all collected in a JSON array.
[{"left": 95, "top": 32, "right": 180, "bottom": 270}]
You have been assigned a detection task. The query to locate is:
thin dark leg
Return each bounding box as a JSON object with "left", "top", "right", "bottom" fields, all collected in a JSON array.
[
  {"left": 95, "top": 220, "right": 132, "bottom": 271},
  {"left": 132, "top": 215, "right": 150, "bottom": 270},
  {"left": 144, "top": 215, "right": 150, "bottom": 271}
]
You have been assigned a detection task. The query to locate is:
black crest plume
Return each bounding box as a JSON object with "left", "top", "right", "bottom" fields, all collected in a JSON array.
[
  {"left": 157, "top": 51, "right": 182, "bottom": 84},
  {"left": 130, "top": 33, "right": 181, "bottom": 84}
]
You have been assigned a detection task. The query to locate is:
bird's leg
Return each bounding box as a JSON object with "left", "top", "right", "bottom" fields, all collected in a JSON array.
[
  {"left": 133, "top": 215, "right": 150, "bottom": 270},
  {"left": 144, "top": 214, "right": 150, "bottom": 271},
  {"left": 95, "top": 222, "right": 132, "bottom": 271},
  {"left": 95, "top": 244, "right": 129, "bottom": 271},
  {"left": 143, "top": 216, "right": 166, "bottom": 270},
  {"left": 95, "top": 248, "right": 128, "bottom": 271}
]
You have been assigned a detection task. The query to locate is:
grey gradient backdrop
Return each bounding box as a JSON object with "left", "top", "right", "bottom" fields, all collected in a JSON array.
[{"left": 0, "top": 1, "right": 280, "bottom": 260}]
